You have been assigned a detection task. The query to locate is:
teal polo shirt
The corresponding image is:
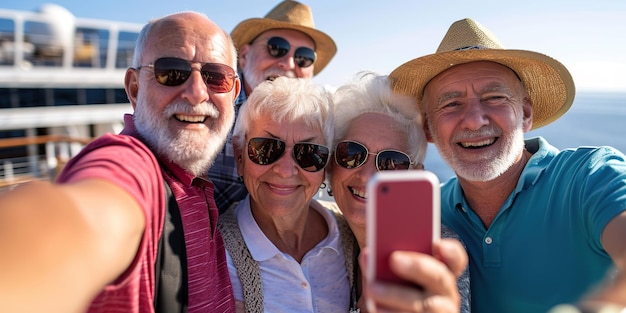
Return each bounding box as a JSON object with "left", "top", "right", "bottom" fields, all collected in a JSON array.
[{"left": 441, "top": 137, "right": 626, "bottom": 313}]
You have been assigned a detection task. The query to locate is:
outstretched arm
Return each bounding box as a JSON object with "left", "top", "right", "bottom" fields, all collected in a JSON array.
[
  {"left": 0, "top": 179, "right": 145, "bottom": 313},
  {"left": 602, "top": 211, "right": 626, "bottom": 271}
]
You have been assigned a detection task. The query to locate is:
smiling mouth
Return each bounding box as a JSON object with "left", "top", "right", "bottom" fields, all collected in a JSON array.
[
  {"left": 175, "top": 114, "right": 207, "bottom": 123},
  {"left": 458, "top": 138, "right": 496, "bottom": 149},
  {"left": 266, "top": 75, "right": 280, "bottom": 81},
  {"left": 349, "top": 186, "right": 366, "bottom": 199},
  {"left": 267, "top": 183, "right": 298, "bottom": 194}
]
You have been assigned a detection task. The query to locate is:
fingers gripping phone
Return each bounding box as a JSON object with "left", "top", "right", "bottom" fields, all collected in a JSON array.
[{"left": 366, "top": 170, "right": 441, "bottom": 286}]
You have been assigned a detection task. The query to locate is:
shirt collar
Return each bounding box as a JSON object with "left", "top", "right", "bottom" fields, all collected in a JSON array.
[
  {"left": 235, "top": 196, "right": 341, "bottom": 261},
  {"left": 450, "top": 136, "right": 559, "bottom": 211}
]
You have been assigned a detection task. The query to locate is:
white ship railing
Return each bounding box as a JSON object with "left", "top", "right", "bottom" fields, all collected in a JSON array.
[{"left": 0, "top": 134, "right": 93, "bottom": 190}]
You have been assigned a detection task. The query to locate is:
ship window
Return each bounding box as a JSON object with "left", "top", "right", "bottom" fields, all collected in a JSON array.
[
  {"left": 0, "top": 18, "right": 15, "bottom": 65},
  {"left": 53, "top": 89, "right": 79, "bottom": 106},
  {"left": 24, "top": 21, "right": 63, "bottom": 66},
  {"left": 17, "top": 89, "right": 47, "bottom": 107},
  {"left": 85, "top": 88, "right": 107, "bottom": 104},
  {"left": 116, "top": 31, "right": 138, "bottom": 68},
  {"left": 0, "top": 88, "right": 128, "bottom": 108},
  {"left": 73, "top": 28, "right": 109, "bottom": 68},
  {"left": 0, "top": 89, "right": 12, "bottom": 108},
  {"left": 114, "top": 88, "right": 129, "bottom": 103}
]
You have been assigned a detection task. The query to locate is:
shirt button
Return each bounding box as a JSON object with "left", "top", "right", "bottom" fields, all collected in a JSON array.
[
  {"left": 301, "top": 282, "right": 308, "bottom": 288},
  {"left": 485, "top": 237, "right": 493, "bottom": 245}
]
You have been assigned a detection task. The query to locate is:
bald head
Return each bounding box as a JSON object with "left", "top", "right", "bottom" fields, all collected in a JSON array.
[{"left": 132, "top": 12, "right": 237, "bottom": 70}]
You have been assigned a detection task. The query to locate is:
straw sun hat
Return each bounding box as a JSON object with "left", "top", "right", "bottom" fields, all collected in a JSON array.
[
  {"left": 231, "top": 0, "right": 337, "bottom": 76},
  {"left": 390, "top": 18, "right": 575, "bottom": 130}
]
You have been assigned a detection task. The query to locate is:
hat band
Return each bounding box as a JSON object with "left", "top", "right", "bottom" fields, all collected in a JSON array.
[{"left": 455, "top": 45, "right": 489, "bottom": 51}]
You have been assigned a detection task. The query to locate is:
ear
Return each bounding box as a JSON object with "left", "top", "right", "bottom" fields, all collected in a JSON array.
[
  {"left": 238, "top": 44, "right": 251, "bottom": 69},
  {"left": 522, "top": 96, "right": 533, "bottom": 132},
  {"left": 125, "top": 68, "right": 140, "bottom": 110},
  {"left": 422, "top": 114, "right": 435, "bottom": 143},
  {"left": 232, "top": 76, "right": 241, "bottom": 102}
]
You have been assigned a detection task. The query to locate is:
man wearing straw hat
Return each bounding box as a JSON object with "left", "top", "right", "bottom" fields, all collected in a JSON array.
[
  {"left": 209, "top": 0, "right": 337, "bottom": 213},
  {"left": 389, "top": 18, "right": 626, "bottom": 313}
]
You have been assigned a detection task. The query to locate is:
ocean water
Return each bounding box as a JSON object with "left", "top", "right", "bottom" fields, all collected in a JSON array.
[{"left": 423, "top": 91, "right": 626, "bottom": 182}]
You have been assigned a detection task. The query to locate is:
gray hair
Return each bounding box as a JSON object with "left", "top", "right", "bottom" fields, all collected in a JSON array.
[
  {"left": 232, "top": 77, "right": 334, "bottom": 151},
  {"left": 333, "top": 71, "right": 427, "bottom": 166},
  {"left": 131, "top": 11, "right": 237, "bottom": 70}
]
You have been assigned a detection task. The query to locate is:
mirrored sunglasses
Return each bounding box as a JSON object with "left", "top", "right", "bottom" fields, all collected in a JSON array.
[
  {"left": 247, "top": 137, "right": 329, "bottom": 172},
  {"left": 334, "top": 140, "right": 414, "bottom": 171},
  {"left": 138, "top": 57, "right": 237, "bottom": 93},
  {"left": 266, "top": 36, "right": 316, "bottom": 68}
]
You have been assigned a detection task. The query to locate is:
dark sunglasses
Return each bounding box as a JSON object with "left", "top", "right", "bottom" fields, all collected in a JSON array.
[
  {"left": 334, "top": 140, "right": 414, "bottom": 171},
  {"left": 247, "top": 137, "right": 329, "bottom": 172},
  {"left": 266, "top": 36, "right": 316, "bottom": 68},
  {"left": 138, "top": 57, "right": 237, "bottom": 93}
]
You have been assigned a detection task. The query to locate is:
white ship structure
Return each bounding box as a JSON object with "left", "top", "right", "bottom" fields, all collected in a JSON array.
[{"left": 0, "top": 3, "right": 142, "bottom": 188}]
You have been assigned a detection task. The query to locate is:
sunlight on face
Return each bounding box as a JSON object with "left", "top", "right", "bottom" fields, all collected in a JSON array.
[
  {"left": 241, "top": 114, "right": 326, "bottom": 219},
  {"left": 132, "top": 13, "right": 237, "bottom": 176},
  {"left": 241, "top": 29, "right": 316, "bottom": 91},
  {"left": 134, "top": 97, "right": 233, "bottom": 176},
  {"left": 331, "top": 113, "right": 409, "bottom": 231},
  {"left": 423, "top": 62, "right": 529, "bottom": 182}
]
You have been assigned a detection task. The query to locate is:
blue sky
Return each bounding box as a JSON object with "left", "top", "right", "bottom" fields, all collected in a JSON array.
[{"left": 1, "top": 0, "right": 625, "bottom": 92}]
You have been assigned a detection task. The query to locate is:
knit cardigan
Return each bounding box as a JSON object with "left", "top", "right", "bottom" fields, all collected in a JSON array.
[{"left": 218, "top": 201, "right": 358, "bottom": 313}]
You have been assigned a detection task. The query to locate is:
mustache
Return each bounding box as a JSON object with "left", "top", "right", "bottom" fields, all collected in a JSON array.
[
  {"left": 451, "top": 126, "right": 502, "bottom": 142},
  {"left": 264, "top": 70, "right": 296, "bottom": 80},
  {"left": 163, "top": 101, "right": 220, "bottom": 119}
]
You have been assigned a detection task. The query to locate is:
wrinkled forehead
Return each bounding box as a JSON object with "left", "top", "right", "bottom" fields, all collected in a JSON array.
[
  {"left": 431, "top": 61, "right": 521, "bottom": 87},
  {"left": 424, "top": 61, "right": 524, "bottom": 97}
]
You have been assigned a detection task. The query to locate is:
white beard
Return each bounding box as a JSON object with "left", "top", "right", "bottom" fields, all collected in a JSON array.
[
  {"left": 432, "top": 122, "right": 526, "bottom": 182},
  {"left": 134, "top": 98, "right": 233, "bottom": 176}
]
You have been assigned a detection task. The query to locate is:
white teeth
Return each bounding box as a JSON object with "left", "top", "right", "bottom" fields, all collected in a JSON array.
[
  {"left": 460, "top": 138, "right": 495, "bottom": 148},
  {"left": 269, "top": 185, "right": 295, "bottom": 192},
  {"left": 349, "top": 187, "right": 366, "bottom": 199},
  {"left": 272, "top": 186, "right": 292, "bottom": 191},
  {"left": 175, "top": 114, "right": 206, "bottom": 123}
]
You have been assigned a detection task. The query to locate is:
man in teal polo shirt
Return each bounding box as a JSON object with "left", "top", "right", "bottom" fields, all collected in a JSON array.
[{"left": 389, "top": 18, "right": 626, "bottom": 312}]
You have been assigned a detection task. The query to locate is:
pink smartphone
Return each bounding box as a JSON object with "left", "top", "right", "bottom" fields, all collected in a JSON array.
[{"left": 366, "top": 170, "right": 441, "bottom": 286}]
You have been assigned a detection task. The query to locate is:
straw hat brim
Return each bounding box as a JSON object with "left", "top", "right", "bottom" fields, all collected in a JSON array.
[
  {"left": 389, "top": 49, "right": 575, "bottom": 130},
  {"left": 231, "top": 18, "right": 337, "bottom": 76}
]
